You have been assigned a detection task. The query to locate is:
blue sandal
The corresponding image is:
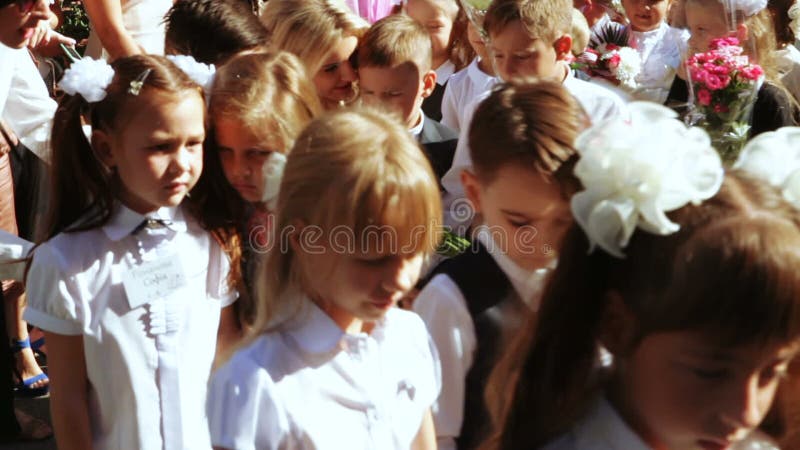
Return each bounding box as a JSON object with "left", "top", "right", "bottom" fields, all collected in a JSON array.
[{"left": 11, "top": 337, "right": 49, "bottom": 398}]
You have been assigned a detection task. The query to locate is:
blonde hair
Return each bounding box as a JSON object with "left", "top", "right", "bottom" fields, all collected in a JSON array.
[
  {"left": 260, "top": 0, "right": 369, "bottom": 75},
  {"left": 251, "top": 107, "right": 443, "bottom": 333},
  {"left": 209, "top": 51, "right": 322, "bottom": 152},
  {"left": 484, "top": 0, "right": 573, "bottom": 42},
  {"left": 570, "top": 8, "right": 590, "bottom": 56},
  {"left": 359, "top": 14, "right": 433, "bottom": 72}
]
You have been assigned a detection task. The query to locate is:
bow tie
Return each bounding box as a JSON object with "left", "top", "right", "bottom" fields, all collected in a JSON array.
[{"left": 131, "top": 218, "right": 173, "bottom": 235}]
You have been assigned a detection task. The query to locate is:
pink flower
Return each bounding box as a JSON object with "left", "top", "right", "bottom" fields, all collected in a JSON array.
[
  {"left": 709, "top": 37, "right": 739, "bottom": 50},
  {"left": 606, "top": 53, "right": 621, "bottom": 69},
  {"left": 697, "top": 88, "right": 712, "bottom": 106},
  {"left": 691, "top": 68, "right": 708, "bottom": 83},
  {"left": 704, "top": 74, "right": 724, "bottom": 90},
  {"left": 740, "top": 65, "right": 764, "bottom": 81},
  {"left": 713, "top": 103, "right": 729, "bottom": 113}
]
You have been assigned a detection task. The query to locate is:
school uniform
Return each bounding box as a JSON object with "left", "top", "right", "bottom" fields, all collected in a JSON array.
[
  {"left": 440, "top": 63, "right": 628, "bottom": 231},
  {"left": 665, "top": 77, "right": 799, "bottom": 137},
  {"left": 775, "top": 44, "right": 800, "bottom": 103},
  {"left": 25, "top": 203, "right": 236, "bottom": 450},
  {"left": 411, "top": 112, "right": 458, "bottom": 189},
  {"left": 207, "top": 293, "right": 440, "bottom": 450},
  {"left": 441, "top": 58, "right": 498, "bottom": 132},
  {"left": 423, "top": 60, "right": 456, "bottom": 122},
  {"left": 629, "top": 22, "right": 689, "bottom": 103},
  {"left": 413, "top": 228, "right": 555, "bottom": 450}
]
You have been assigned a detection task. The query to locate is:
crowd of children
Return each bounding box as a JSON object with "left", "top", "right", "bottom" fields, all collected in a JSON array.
[{"left": 1, "top": 0, "right": 800, "bottom": 448}]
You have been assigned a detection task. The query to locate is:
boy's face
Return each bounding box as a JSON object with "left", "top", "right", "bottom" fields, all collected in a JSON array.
[
  {"left": 462, "top": 164, "right": 572, "bottom": 271},
  {"left": 490, "top": 19, "right": 570, "bottom": 82},
  {"left": 612, "top": 330, "right": 799, "bottom": 450},
  {"left": 359, "top": 63, "right": 436, "bottom": 129},
  {"left": 622, "top": 0, "right": 669, "bottom": 32},
  {"left": 405, "top": 0, "right": 458, "bottom": 64}
]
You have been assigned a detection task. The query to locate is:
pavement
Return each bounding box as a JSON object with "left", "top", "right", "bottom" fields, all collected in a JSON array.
[{"left": 0, "top": 395, "right": 55, "bottom": 450}]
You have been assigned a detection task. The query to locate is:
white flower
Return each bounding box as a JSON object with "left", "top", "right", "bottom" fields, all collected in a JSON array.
[
  {"left": 166, "top": 55, "right": 216, "bottom": 94},
  {"left": 572, "top": 102, "right": 724, "bottom": 257},
  {"left": 262, "top": 152, "right": 287, "bottom": 210},
  {"left": 59, "top": 57, "right": 115, "bottom": 103},
  {"left": 611, "top": 47, "right": 641, "bottom": 90},
  {"left": 789, "top": 1, "right": 800, "bottom": 39},
  {"left": 733, "top": 127, "right": 800, "bottom": 209}
]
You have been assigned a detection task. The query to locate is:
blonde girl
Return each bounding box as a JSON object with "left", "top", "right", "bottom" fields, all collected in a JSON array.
[
  {"left": 24, "top": 54, "right": 238, "bottom": 450},
  {"left": 260, "top": 0, "right": 369, "bottom": 109},
  {"left": 208, "top": 51, "right": 322, "bottom": 327},
  {"left": 207, "top": 108, "right": 442, "bottom": 450}
]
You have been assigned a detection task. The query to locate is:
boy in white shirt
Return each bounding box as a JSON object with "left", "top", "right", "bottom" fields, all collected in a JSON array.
[
  {"left": 440, "top": 0, "right": 627, "bottom": 216},
  {"left": 414, "top": 80, "right": 588, "bottom": 450}
]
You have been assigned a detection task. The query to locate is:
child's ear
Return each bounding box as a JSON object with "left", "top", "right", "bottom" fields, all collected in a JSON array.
[
  {"left": 461, "top": 170, "right": 484, "bottom": 214},
  {"left": 736, "top": 23, "right": 749, "bottom": 43},
  {"left": 598, "top": 290, "right": 638, "bottom": 357},
  {"left": 421, "top": 69, "right": 437, "bottom": 99},
  {"left": 553, "top": 34, "right": 573, "bottom": 61},
  {"left": 91, "top": 130, "right": 115, "bottom": 168}
]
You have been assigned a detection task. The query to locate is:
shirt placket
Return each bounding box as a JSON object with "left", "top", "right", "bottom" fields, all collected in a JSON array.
[{"left": 345, "top": 334, "right": 391, "bottom": 448}]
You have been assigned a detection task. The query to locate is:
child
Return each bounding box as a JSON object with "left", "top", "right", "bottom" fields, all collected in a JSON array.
[
  {"left": 621, "top": 0, "right": 689, "bottom": 102},
  {"left": 164, "top": 0, "right": 270, "bottom": 65},
  {"left": 441, "top": 11, "right": 498, "bottom": 132},
  {"left": 414, "top": 80, "right": 586, "bottom": 450},
  {"left": 358, "top": 14, "right": 458, "bottom": 186},
  {"left": 260, "top": 0, "right": 369, "bottom": 109},
  {"left": 208, "top": 51, "right": 322, "bottom": 327},
  {"left": 405, "top": 0, "right": 464, "bottom": 120},
  {"left": 23, "top": 54, "right": 239, "bottom": 449},
  {"left": 206, "top": 107, "right": 442, "bottom": 450},
  {"left": 482, "top": 105, "right": 799, "bottom": 450},
  {"left": 666, "top": 0, "right": 798, "bottom": 134},
  {"left": 440, "top": 0, "right": 627, "bottom": 227},
  {"left": 768, "top": 0, "right": 800, "bottom": 101}
]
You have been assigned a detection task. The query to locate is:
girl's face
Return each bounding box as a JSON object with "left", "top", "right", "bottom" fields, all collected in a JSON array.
[
  {"left": 614, "top": 331, "right": 799, "bottom": 450},
  {"left": 0, "top": 0, "right": 49, "bottom": 48},
  {"left": 214, "top": 117, "right": 282, "bottom": 203},
  {"left": 467, "top": 21, "right": 489, "bottom": 61},
  {"left": 405, "top": 0, "right": 458, "bottom": 66},
  {"left": 622, "top": 0, "right": 669, "bottom": 31},
  {"left": 686, "top": 1, "right": 731, "bottom": 54},
  {"left": 96, "top": 91, "right": 205, "bottom": 214},
  {"left": 300, "top": 237, "right": 425, "bottom": 333},
  {"left": 313, "top": 35, "right": 359, "bottom": 109}
]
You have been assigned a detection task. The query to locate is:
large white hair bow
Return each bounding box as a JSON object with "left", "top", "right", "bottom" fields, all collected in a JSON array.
[
  {"left": 59, "top": 57, "right": 115, "bottom": 103},
  {"left": 572, "top": 102, "right": 724, "bottom": 258},
  {"left": 166, "top": 55, "right": 216, "bottom": 95},
  {"left": 733, "top": 127, "right": 800, "bottom": 208},
  {"left": 262, "top": 152, "right": 287, "bottom": 210}
]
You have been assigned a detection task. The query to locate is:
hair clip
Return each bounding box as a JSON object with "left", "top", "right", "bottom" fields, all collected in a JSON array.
[{"left": 128, "top": 69, "right": 152, "bottom": 96}]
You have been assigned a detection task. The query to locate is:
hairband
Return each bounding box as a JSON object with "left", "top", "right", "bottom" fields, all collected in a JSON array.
[{"left": 571, "top": 103, "right": 724, "bottom": 258}]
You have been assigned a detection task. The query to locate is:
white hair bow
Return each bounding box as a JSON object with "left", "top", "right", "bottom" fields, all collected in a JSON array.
[
  {"left": 571, "top": 102, "right": 724, "bottom": 258},
  {"left": 166, "top": 55, "right": 216, "bottom": 96},
  {"left": 733, "top": 127, "right": 800, "bottom": 208},
  {"left": 59, "top": 57, "right": 115, "bottom": 103},
  {"left": 262, "top": 152, "right": 287, "bottom": 210}
]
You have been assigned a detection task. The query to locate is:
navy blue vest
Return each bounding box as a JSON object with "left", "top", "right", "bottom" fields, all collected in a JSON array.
[{"left": 425, "top": 242, "right": 513, "bottom": 449}]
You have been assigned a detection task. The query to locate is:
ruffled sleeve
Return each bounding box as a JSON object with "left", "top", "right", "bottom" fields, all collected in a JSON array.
[
  {"left": 23, "top": 241, "right": 84, "bottom": 335},
  {"left": 206, "top": 340, "right": 288, "bottom": 450}
]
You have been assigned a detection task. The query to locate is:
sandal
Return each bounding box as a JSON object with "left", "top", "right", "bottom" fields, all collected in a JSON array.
[{"left": 10, "top": 337, "right": 49, "bottom": 398}]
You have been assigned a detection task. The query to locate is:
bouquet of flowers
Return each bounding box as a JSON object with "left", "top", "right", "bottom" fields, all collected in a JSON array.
[
  {"left": 685, "top": 37, "right": 763, "bottom": 163},
  {"left": 573, "top": 22, "right": 641, "bottom": 91}
]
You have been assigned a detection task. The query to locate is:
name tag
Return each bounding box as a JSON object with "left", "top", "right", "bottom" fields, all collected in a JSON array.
[{"left": 122, "top": 255, "right": 187, "bottom": 309}]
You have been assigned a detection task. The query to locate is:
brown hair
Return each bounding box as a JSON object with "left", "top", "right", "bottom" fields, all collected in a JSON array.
[
  {"left": 358, "top": 14, "right": 433, "bottom": 72},
  {"left": 209, "top": 51, "right": 322, "bottom": 153},
  {"left": 164, "top": 0, "right": 270, "bottom": 65},
  {"left": 260, "top": 0, "right": 368, "bottom": 75},
  {"left": 468, "top": 79, "right": 587, "bottom": 195},
  {"left": 482, "top": 171, "right": 800, "bottom": 449},
  {"left": 767, "top": 0, "right": 798, "bottom": 46},
  {"left": 484, "top": 0, "right": 573, "bottom": 42}
]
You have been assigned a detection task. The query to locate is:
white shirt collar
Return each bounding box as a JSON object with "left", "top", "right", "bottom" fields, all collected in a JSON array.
[
  {"left": 467, "top": 58, "right": 497, "bottom": 88},
  {"left": 570, "top": 397, "right": 651, "bottom": 450},
  {"left": 409, "top": 111, "right": 425, "bottom": 137},
  {"left": 283, "top": 294, "right": 388, "bottom": 354},
  {"left": 102, "top": 203, "right": 187, "bottom": 241},
  {"left": 475, "top": 227, "right": 555, "bottom": 310},
  {"left": 435, "top": 60, "right": 456, "bottom": 86}
]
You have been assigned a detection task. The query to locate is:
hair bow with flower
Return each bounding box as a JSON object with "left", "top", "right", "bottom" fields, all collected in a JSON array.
[
  {"left": 732, "top": 127, "right": 800, "bottom": 208},
  {"left": 165, "top": 55, "right": 216, "bottom": 96},
  {"left": 59, "top": 57, "right": 115, "bottom": 103},
  {"left": 571, "top": 102, "right": 724, "bottom": 258},
  {"left": 262, "top": 152, "right": 287, "bottom": 211}
]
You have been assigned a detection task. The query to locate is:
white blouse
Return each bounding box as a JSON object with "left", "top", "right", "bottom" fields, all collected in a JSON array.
[
  {"left": 629, "top": 22, "right": 689, "bottom": 103},
  {"left": 24, "top": 203, "right": 236, "bottom": 450},
  {"left": 441, "top": 58, "right": 497, "bottom": 132},
  {"left": 207, "top": 296, "right": 441, "bottom": 450},
  {"left": 776, "top": 44, "right": 800, "bottom": 102},
  {"left": 85, "top": 0, "right": 173, "bottom": 58}
]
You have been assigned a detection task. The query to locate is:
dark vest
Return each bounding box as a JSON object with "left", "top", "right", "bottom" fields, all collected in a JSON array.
[
  {"left": 425, "top": 243, "right": 514, "bottom": 450},
  {"left": 422, "top": 81, "right": 448, "bottom": 122}
]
